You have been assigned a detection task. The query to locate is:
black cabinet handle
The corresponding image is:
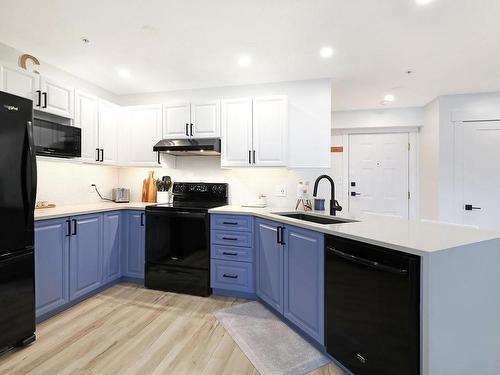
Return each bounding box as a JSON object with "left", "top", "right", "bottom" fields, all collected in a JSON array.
[
  {"left": 276, "top": 226, "right": 281, "bottom": 244},
  {"left": 100, "top": 149, "right": 104, "bottom": 162},
  {"left": 351, "top": 192, "right": 361, "bottom": 196},
  {"left": 157, "top": 152, "right": 161, "bottom": 165},
  {"left": 252, "top": 150, "right": 256, "bottom": 164},
  {"left": 185, "top": 123, "right": 189, "bottom": 136},
  {"left": 42, "top": 92, "right": 47, "bottom": 108},
  {"left": 140, "top": 213, "right": 144, "bottom": 226},
  {"left": 95, "top": 148, "right": 100, "bottom": 162},
  {"left": 327, "top": 247, "right": 408, "bottom": 275},
  {"left": 465, "top": 204, "right": 481, "bottom": 211},
  {"left": 248, "top": 150, "right": 251, "bottom": 164},
  {"left": 222, "top": 237, "right": 238, "bottom": 241},
  {"left": 222, "top": 221, "right": 238, "bottom": 225},
  {"left": 280, "top": 226, "right": 286, "bottom": 245},
  {"left": 71, "top": 219, "right": 77, "bottom": 235},
  {"left": 222, "top": 251, "right": 238, "bottom": 256},
  {"left": 66, "top": 219, "right": 71, "bottom": 236},
  {"left": 223, "top": 274, "right": 238, "bottom": 279},
  {"left": 190, "top": 123, "right": 194, "bottom": 136},
  {"left": 36, "top": 90, "right": 41, "bottom": 107}
]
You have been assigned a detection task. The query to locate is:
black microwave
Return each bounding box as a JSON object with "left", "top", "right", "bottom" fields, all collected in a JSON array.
[{"left": 33, "top": 118, "right": 81, "bottom": 158}]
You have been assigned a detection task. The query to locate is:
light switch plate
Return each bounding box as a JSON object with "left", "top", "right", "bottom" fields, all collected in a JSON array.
[{"left": 275, "top": 185, "right": 287, "bottom": 197}]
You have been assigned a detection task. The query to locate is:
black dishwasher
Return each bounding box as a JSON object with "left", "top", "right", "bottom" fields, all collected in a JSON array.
[{"left": 325, "top": 235, "right": 420, "bottom": 375}]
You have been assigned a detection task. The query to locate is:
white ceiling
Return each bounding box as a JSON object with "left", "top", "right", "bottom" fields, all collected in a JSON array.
[{"left": 0, "top": 0, "right": 499, "bottom": 110}]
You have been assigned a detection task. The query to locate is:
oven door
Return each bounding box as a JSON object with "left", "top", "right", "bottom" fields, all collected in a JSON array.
[{"left": 145, "top": 209, "right": 210, "bottom": 270}]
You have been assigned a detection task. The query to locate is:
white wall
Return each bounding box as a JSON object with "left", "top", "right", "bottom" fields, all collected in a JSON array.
[
  {"left": 36, "top": 158, "right": 119, "bottom": 206},
  {"left": 332, "top": 107, "right": 423, "bottom": 129}
]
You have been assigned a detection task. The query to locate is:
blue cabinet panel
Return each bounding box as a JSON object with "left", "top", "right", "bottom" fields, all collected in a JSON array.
[
  {"left": 34, "top": 218, "right": 70, "bottom": 317},
  {"left": 212, "top": 230, "right": 253, "bottom": 248},
  {"left": 211, "top": 259, "right": 254, "bottom": 293},
  {"left": 122, "top": 211, "right": 145, "bottom": 279},
  {"left": 255, "top": 219, "right": 283, "bottom": 313},
  {"left": 103, "top": 212, "right": 121, "bottom": 283},
  {"left": 211, "top": 214, "right": 253, "bottom": 232},
  {"left": 284, "top": 225, "right": 325, "bottom": 344},
  {"left": 69, "top": 214, "right": 103, "bottom": 300}
]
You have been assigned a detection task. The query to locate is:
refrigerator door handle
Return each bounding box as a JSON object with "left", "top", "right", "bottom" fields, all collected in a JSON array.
[{"left": 23, "top": 121, "right": 37, "bottom": 226}]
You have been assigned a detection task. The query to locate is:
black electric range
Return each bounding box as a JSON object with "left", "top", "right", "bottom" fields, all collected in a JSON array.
[{"left": 145, "top": 182, "right": 228, "bottom": 296}]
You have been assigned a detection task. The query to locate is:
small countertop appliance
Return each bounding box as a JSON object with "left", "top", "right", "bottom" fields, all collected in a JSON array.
[{"left": 112, "top": 188, "right": 130, "bottom": 203}]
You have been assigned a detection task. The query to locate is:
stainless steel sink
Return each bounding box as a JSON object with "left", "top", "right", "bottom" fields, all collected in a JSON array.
[{"left": 275, "top": 212, "right": 356, "bottom": 225}]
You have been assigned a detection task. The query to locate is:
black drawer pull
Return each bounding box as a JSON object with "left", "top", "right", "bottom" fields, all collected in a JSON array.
[
  {"left": 222, "top": 221, "right": 238, "bottom": 225},
  {"left": 222, "top": 251, "right": 238, "bottom": 256},
  {"left": 223, "top": 274, "right": 238, "bottom": 279},
  {"left": 222, "top": 237, "right": 238, "bottom": 241}
]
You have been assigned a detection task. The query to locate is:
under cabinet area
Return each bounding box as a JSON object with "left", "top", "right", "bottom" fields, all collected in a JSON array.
[{"left": 34, "top": 210, "right": 145, "bottom": 321}]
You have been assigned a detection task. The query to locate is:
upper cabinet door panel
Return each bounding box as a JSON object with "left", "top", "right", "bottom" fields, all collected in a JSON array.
[
  {"left": 39, "top": 76, "right": 74, "bottom": 118},
  {"left": 0, "top": 65, "right": 38, "bottom": 101},
  {"left": 252, "top": 96, "right": 287, "bottom": 166},
  {"left": 98, "top": 100, "right": 118, "bottom": 164},
  {"left": 221, "top": 98, "right": 253, "bottom": 167},
  {"left": 163, "top": 103, "right": 190, "bottom": 139},
  {"left": 191, "top": 101, "right": 220, "bottom": 138},
  {"left": 123, "top": 105, "right": 163, "bottom": 166},
  {"left": 75, "top": 91, "right": 99, "bottom": 163}
]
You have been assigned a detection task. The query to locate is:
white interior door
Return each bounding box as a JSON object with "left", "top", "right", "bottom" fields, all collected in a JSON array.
[
  {"left": 221, "top": 98, "right": 253, "bottom": 167},
  {"left": 191, "top": 100, "right": 220, "bottom": 138},
  {"left": 163, "top": 103, "right": 190, "bottom": 138},
  {"left": 461, "top": 121, "right": 500, "bottom": 230},
  {"left": 349, "top": 133, "right": 409, "bottom": 219}
]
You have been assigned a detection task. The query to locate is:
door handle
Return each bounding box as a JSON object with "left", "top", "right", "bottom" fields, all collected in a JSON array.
[
  {"left": 66, "top": 219, "right": 71, "bottom": 236},
  {"left": 465, "top": 204, "right": 481, "bottom": 211},
  {"left": 222, "top": 237, "right": 238, "bottom": 241},
  {"left": 42, "top": 92, "right": 47, "bottom": 108},
  {"left": 276, "top": 226, "right": 281, "bottom": 244},
  {"left": 222, "top": 274, "right": 238, "bottom": 279},
  {"left": 140, "top": 213, "right": 144, "bottom": 226},
  {"left": 157, "top": 152, "right": 161, "bottom": 165},
  {"left": 190, "top": 123, "right": 194, "bottom": 136},
  {"left": 280, "top": 226, "right": 286, "bottom": 245},
  {"left": 71, "top": 219, "right": 77, "bottom": 235},
  {"left": 100, "top": 149, "right": 104, "bottom": 162},
  {"left": 222, "top": 251, "right": 238, "bottom": 256},
  {"left": 350, "top": 192, "right": 361, "bottom": 196},
  {"left": 252, "top": 150, "right": 256, "bottom": 164},
  {"left": 185, "top": 123, "right": 189, "bottom": 136},
  {"left": 95, "top": 148, "right": 100, "bottom": 162},
  {"left": 248, "top": 150, "right": 252, "bottom": 164},
  {"left": 36, "top": 90, "right": 41, "bottom": 107}
]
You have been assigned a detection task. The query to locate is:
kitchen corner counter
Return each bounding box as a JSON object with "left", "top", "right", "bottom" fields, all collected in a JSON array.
[
  {"left": 208, "top": 205, "right": 500, "bottom": 255},
  {"left": 34, "top": 202, "right": 155, "bottom": 221}
]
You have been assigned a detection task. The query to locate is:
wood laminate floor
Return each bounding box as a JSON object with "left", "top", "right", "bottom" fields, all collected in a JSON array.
[{"left": 0, "top": 283, "right": 344, "bottom": 375}]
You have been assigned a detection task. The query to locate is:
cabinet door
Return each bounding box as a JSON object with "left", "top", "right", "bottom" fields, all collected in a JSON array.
[
  {"left": 39, "top": 76, "right": 74, "bottom": 118},
  {"left": 122, "top": 105, "right": 162, "bottom": 166},
  {"left": 191, "top": 100, "right": 220, "bottom": 138},
  {"left": 123, "top": 211, "right": 145, "bottom": 279},
  {"left": 34, "top": 218, "right": 70, "bottom": 317},
  {"left": 284, "top": 226, "right": 324, "bottom": 344},
  {"left": 98, "top": 100, "right": 118, "bottom": 164},
  {"left": 75, "top": 91, "right": 99, "bottom": 163},
  {"left": 221, "top": 98, "right": 253, "bottom": 167},
  {"left": 0, "top": 65, "right": 38, "bottom": 101},
  {"left": 103, "top": 212, "right": 121, "bottom": 283},
  {"left": 253, "top": 96, "right": 287, "bottom": 166},
  {"left": 255, "top": 219, "right": 283, "bottom": 313},
  {"left": 163, "top": 103, "right": 190, "bottom": 139},
  {"left": 69, "top": 214, "right": 103, "bottom": 300}
]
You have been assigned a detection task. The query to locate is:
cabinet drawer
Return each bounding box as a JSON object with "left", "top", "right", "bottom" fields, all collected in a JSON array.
[
  {"left": 211, "top": 259, "right": 254, "bottom": 293},
  {"left": 212, "top": 230, "right": 253, "bottom": 247},
  {"left": 211, "top": 215, "right": 253, "bottom": 232},
  {"left": 211, "top": 244, "right": 253, "bottom": 262}
]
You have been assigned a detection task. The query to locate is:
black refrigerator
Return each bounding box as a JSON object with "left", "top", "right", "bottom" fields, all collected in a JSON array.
[{"left": 0, "top": 91, "right": 37, "bottom": 353}]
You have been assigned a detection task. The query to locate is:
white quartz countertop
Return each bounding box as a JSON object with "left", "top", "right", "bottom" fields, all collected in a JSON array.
[
  {"left": 208, "top": 205, "right": 500, "bottom": 255},
  {"left": 34, "top": 202, "right": 154, "bottom": 221}
]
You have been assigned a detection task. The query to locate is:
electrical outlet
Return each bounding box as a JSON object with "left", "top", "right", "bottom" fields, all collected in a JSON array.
[{"left": 275, "top": 185, "right": 287, "bottom": 197}]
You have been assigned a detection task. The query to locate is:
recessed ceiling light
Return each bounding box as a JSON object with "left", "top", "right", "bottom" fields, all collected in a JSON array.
[
  {"left": 117, "top": 68, "right": 131, "bottom": 79},
  {"left": 238, "top": 55, "right": 252, "bottom": 67},
  {"left": 415, "top": 0, "right": 434, "bottom": 5},
  {"left": 384, "top": 94, "right": 395, "bottom": 102},
  {"left": 320, "top": 46, "right": 334, "bottom": 58}
]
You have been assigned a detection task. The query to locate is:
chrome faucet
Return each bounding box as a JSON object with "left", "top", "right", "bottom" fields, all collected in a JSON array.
[{"left": 313, "top": 175, "right": 342, "bottom": 216}]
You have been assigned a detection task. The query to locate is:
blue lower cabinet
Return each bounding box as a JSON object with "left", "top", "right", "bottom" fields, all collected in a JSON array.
[
  {"left": 283, "top": 226, "right": 325, "bottom": 344},
  {"left": 122, "top": 211, "right": 145, "bottom": 279},
  {"left": 255, "top": 219, "right": 284, "bottom": 314},
  {"left": 34, "top": 218, "right": 70, "bottom": 317},
  {"left": 103, "top": 212, "right": 121, "bottom": 283},
  {"left": 69, "top": 214, "right": 103, "bottom": 300},
  {"left": 211, "top": 259, "right": 254, "bottom": 293}
]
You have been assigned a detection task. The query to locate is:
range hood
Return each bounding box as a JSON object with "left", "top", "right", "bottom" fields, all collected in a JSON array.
[{"left": 153, "top": 138, "right": 221, "bottom": 156}]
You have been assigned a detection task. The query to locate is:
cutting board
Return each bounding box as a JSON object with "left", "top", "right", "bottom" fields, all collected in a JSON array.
[{"left": 142, "top": 171, "right": 157, "bottom": 202}]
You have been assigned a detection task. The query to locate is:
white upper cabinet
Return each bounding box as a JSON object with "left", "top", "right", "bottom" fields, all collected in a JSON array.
[
  {"left": 74, "top": 91, "right": 99, "bottom": 163},
  {"left": 121, "top": 105, "right": 162, "bottom": 166},
  {"left": 221, "top": 98, "right": 253, "bottom": 167},
  {"left": 163, "top": 103, "right": 190, "bottom": 138},
  {"left": 0, "top": 65, "right": 38, "bottom": 101},
  {"left": 163, "top": 100, "right": 220, "bottom": 139},
  {"left": 221, "top": 96, "right": 287, "bottom": 167},
  {"left": 38, "top": 76, "right": 74, "bottom": 118},
  {"left": 98, "top": 100, "right": 118, "bottom": 164},
  {"left": 190, "top": 101, "right": 220, "bottom": 138},
  {"left": 252, "top": 96, "right": 287, "bottom": 166}
]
